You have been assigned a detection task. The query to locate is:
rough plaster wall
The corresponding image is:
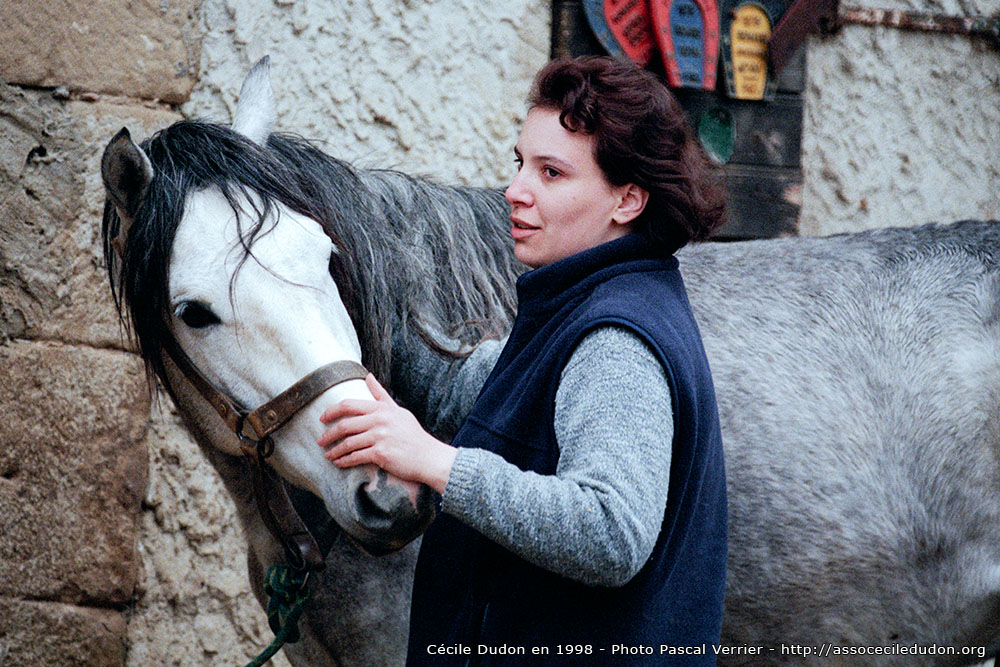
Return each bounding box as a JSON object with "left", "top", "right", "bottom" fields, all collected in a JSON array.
[
  {"left": 800, "top": 0, "right": 1000, "bottom": 235},
  {"left": 185, "top": 0, "right": 551, "bottom": 188},
  {"left": 125, "top": 1, "right": 549, "bottom": 664}
]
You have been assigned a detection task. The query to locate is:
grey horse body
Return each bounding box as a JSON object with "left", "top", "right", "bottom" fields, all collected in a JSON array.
[
  {"left": 173, "top": 199, "right": 1000, "bottom": 665},
  {"left": 327, "top": 168, "right": 1000, "bottom": 661},
  {"left": 679, "top": 223, "right": 1000, "bottom": 659},
  {"left": 385, "top": 213, "right": 1000, "bottom": 664}
]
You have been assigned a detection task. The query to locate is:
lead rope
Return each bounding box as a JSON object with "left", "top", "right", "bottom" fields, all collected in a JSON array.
[
  {"left": 242, "top": 438, "right": 314, "bottom": 667},
  {"left": 244, "top": 565, "right": 311, "bottom": 667}
]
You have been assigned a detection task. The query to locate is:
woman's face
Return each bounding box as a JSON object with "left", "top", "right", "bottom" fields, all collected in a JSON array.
[{"left": 505, "top": 107, "right": 645, "bottom": 269}]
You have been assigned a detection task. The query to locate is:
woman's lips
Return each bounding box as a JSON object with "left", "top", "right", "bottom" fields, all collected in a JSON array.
[{"left": 511, "top": 217, "right": 539, "bottom": 241}]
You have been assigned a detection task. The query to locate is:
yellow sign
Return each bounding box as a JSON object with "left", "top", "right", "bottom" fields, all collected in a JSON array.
[{"left": 730, "top": 3, "right": 770, "bottom": 100}]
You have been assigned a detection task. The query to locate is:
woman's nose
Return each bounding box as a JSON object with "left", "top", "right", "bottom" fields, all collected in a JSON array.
[{"left": 505, "top": 171, "right": 532, "bottom": 207}]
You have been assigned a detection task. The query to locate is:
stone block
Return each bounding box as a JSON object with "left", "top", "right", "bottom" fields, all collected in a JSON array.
[
  {"left": 0, "top": 0, "right": 202, "bottom": 103},
  {"left": 0, "top": 81, "right": 180, "bottom": 348},
  {"left": 0, "top": 598, "right": 126, "bottom": 667},
  {"left": 0, "top": 341, "right": 148, "bottom": 606}
]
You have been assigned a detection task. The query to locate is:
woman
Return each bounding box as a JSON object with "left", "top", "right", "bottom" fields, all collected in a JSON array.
[{"left": 318, "top": 56, "right": 728, "bottom": 664}]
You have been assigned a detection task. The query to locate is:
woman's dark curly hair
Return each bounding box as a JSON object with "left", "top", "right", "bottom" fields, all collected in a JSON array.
[{"left": 529, "top": 56, "right": 727, "bottom": 254}]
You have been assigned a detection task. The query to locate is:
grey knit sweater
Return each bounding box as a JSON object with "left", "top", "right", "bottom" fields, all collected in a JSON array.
[{"left": 394, "top": 326, "right": 674, "bottom": 587}]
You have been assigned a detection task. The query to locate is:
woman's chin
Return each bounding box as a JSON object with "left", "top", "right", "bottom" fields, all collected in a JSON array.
[{"left": 513, "top": 242, "right": 544, "bottom": 269}]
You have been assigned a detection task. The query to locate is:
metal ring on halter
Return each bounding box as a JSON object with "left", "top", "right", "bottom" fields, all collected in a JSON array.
[
  {"left": 283, "top": 536, "right": 307, "bottom": 572},
  {"left": 235, "top": 414, "right": 275, "bottom": 460},
  {"left": 258, "top": 436, "right": 276, "bottom": 459},
  {"left": 237, "top": 431, "right": 276, "bottom": 461}
]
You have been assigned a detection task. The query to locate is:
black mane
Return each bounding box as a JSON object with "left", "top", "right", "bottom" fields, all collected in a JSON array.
[{"left": 103, "top": 120, "right": 520, "bottom": 395}]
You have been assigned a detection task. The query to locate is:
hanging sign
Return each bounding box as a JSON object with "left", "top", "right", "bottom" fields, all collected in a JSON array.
[
  {"left": 650, "top": 0, "right": 719, "bottom": 90},
  {"left": 721, "top": 1, "right": 775, "bottom": 100},
  {"left": 583, "top": 0, "right": 657, "bottom": 65}
]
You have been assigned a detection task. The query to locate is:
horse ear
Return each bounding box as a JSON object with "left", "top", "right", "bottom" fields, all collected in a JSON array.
[
  {"left": 232, "top": 56, "right": 276, "bottom": 145},
  {"left": 101, "top": 127, "right": 153, "bottom": 255}
]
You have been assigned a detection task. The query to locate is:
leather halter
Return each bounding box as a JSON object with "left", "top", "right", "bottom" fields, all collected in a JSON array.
[
  {"left": 161, "top": 335, "right": 369, "bottom": 571},
  {"left": 162, "top": 336, "right": 368, "bottom": 445}
]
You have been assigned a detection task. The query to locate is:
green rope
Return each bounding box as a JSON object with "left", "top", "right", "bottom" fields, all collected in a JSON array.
[{"left": 244, "top": 565, "right": 310, "bottom": 667}]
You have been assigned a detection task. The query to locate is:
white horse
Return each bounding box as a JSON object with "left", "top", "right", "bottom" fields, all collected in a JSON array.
[{"left": 101, "top": 59, "right": 999, "bottom": 665}]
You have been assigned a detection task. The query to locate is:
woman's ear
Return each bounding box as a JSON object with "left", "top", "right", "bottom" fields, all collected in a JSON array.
[{"left": 612, "top": 184, "right": 649, "bottom": 226}]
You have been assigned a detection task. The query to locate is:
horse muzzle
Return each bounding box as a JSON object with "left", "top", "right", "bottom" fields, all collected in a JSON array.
[{"left": 344, "top": 464, "right": 436, "bottom": 555}]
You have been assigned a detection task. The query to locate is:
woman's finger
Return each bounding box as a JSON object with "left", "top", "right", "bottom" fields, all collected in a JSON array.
[
  {"left": 329, "top": 448, "right": 378, "bottom": 469},
  {"left": 323, "top": 432, "right": 375, "bottom": 461},
  {"left": 316, "top": 413, "right": 375, "bottom": 448},
  {"left": 320, "top": 398, "right": 377, "bottom": 424},
  {"left": 365, "top": 373, "right": 396, "bottom": 405}
]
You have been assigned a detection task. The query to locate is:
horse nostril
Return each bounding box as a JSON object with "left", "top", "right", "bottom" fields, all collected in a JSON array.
[
  {"left": 355, "top": 482, "right": 399, "bottom": 531},
  {"left": 344, "top": 467, "right": 436, "bottom": 553},
  {"left": 352, "top": 478, "right": 434, "bottom": 548}
]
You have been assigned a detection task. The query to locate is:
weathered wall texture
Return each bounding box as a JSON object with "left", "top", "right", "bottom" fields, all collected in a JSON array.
[
  {"left": 0, "top": 0, "right": 201, "bottom": 104},
  {"left": 1, "top": 0, "right": 997, "bottom": 664},
  {"left": 184, "top": 0, "right": 551, "bottom": 188},
  {"left": 801, "top": 0, "right": 1000, "bottom": 234},
  {"left": 0, "top": 1, "right": 202, "bottom": 664},
  {"left": 0, "top": 80, "right": 169, "bottom": 664}
]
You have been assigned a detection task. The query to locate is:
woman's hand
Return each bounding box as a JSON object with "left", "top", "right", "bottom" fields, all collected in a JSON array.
[{"left": 318, "top": 374, "right": 456, "bottom": 494}]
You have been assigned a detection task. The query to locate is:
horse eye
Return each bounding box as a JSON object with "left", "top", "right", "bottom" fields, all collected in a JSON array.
[{"left": 175, "top": 302, "right": 221, "bottom": 329}]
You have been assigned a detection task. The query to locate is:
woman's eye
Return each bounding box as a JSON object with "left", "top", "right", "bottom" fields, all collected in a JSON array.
[
  {"left": 543, "top": 166, "right": 561, "bottom": 178},
  {"left": 175, "top": 302, "right": 221, "bottom": 329}
]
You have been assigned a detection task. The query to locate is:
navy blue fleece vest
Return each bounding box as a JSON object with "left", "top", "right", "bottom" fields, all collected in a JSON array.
[{"left": 407, "top": 235, "right": 727, "bottom": 665}]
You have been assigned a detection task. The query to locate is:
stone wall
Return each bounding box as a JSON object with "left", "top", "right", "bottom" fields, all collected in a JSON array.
[
  {"left": 0, "top": 1, "right": 209, "bottom": 664},
  {"left": 0, "top": 0, "right": 997, "bottom": 665},
  {"left": 0, "top": 82, "right": 162, "bottom": 664}
]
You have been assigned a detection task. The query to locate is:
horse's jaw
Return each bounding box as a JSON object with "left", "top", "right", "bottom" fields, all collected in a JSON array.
[{"left": 163, "top": 357, "right": 433, "bottom": 555}]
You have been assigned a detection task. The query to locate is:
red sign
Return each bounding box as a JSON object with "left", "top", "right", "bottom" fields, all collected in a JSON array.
[
  {"left": 584, "top": 0, "right": 657, "bottom": 65},
  {"left": 650, "top": 0, "right": 719, "bottom": 90}
]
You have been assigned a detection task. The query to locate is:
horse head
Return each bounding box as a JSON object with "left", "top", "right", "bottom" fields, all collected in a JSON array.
[{"left": 99, "top": 57, "right": 435, "bottom": 556}]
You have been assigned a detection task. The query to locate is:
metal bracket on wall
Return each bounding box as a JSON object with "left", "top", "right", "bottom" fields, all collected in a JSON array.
[
  {"left": 768, "top": 0, "right": 839, "bottom": 73},
  {"left": 836, "top": 6, "right": 1000, "bottom": 49},
  {"left": 770, "top": 1, "right": 999, "bottom": 74}
]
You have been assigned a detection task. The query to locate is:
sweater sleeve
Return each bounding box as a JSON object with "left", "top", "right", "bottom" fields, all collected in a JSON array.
[{"left": 441, "top": 326, "right": 674, "bottom": 587}]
